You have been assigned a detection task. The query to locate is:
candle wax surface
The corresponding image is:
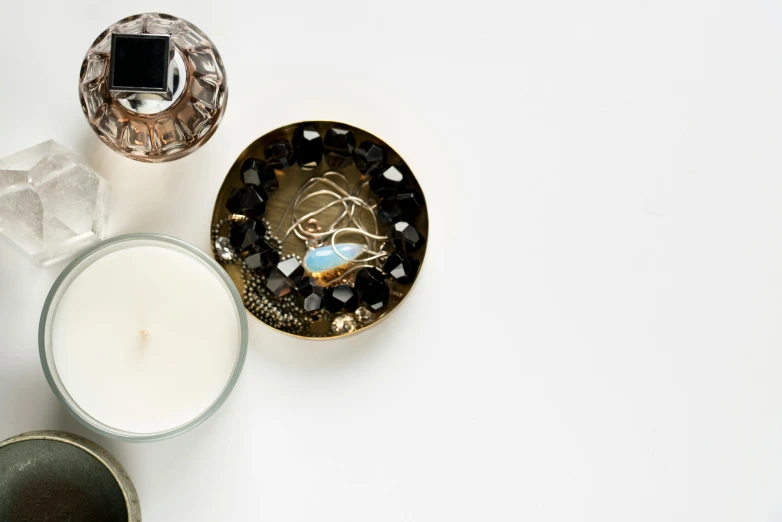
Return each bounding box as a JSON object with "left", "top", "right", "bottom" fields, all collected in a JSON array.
[{"left": 52, "top": 245, "right": 240, "bottom": 434}]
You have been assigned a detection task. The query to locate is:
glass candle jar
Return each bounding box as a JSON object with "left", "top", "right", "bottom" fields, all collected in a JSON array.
[{"left": 39, "top": 234, "right": 247, "bottom": 442}]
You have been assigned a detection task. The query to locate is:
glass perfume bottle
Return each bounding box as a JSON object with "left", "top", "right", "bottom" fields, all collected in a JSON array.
[{"left": 78, "top": 13, "right": 228, "bottom": 162}]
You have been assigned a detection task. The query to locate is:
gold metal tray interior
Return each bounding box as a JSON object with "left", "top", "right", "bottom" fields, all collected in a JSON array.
[{"left": 211, "top": 121, "right": 428, "bottom": 339}]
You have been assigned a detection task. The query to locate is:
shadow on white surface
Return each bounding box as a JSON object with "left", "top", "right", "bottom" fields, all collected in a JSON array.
[
  {"left": 244, "top": 288, "right": 424, "bottom": 370},
  {"left": 71, "top": 127, "right": 216, "bottom": 240}
]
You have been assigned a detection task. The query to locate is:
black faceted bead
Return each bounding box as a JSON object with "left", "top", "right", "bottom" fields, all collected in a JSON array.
[
  {"left": 266, "top": 257, "right": 305, "bottom": 298},
  {"left": 292, "top": 125, "right": 323, "bottom": 170},
  {"left": 377, "top": 191, "right": 424, "bottom": 224},
  {"left": 377, "top": 199, "right": 403, "bottom": 224},
  {"left": 323, "top": 126, "right": 356, "bottom": 169},
  {"left": 354, "top": 268, "right": 390, "bottom": 311},
  {"left": 296, "top": 277, "right": 326, "bottom": 312},
  {"left": 369, "top": 165, "right": 405, "bottom": 197},
  {"left": 382, "top": 253, "right": 420, "bottom": 284},
  {"left": 391, "top": 191, "right": 423, "bottom": 217},
  {"left": 324, "top": 284, "right": 359, "bottom": 313},
  {"left": 229, "top": 219, "right": 267, "bottom": 254},
  {"left": 226, "top": 186, "right": 268, "bottom": 219},
  {"left": 264, "top": 139, "right": 295, "bottom": 168},
  {"left": 353, "top": 140, "right": 386, "bottom": 176},
  {"left": 245, "top": 240, "right": 280, "bottom": 273},
  {"left": 390, "top": 221, "right": 425, "bottom": 253},
  {"left": 241, "top": 158, "right": 279, "bottom": 193}
]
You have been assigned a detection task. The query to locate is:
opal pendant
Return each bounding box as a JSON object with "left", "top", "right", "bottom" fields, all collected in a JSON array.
[{"left": 303, "top": 243, "right": 364, "bottom": 285}]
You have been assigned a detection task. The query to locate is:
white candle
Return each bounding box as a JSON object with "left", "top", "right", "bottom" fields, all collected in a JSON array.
[{"left": 46, "top": 237, "right": 244, "bottom": 436}]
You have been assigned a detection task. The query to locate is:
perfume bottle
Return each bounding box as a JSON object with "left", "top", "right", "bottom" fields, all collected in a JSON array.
[{"left": 78, "top": 13, "right": 228, "bottom": 162}]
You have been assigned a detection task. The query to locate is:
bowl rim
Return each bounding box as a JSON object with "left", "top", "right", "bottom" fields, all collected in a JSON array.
[{"left": 0, "top": 430, "right": 142, "bottom": 521}]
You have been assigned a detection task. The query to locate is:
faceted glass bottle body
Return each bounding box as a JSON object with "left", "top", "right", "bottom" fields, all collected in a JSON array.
[{"left": 78, "top": 13, "right": 228, "bottom": 162}]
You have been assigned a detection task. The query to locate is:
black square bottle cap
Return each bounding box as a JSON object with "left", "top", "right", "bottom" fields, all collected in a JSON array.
[{"left": 108, "top": 34, "right": 171, "bottom": 95}]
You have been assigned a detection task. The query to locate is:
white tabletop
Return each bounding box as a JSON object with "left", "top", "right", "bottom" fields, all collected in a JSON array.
[{"left": 2, "top": 1, "right": 782, "bottom": 520}]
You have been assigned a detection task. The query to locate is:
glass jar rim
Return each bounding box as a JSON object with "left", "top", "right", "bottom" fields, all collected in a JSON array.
[{"left": 38, "top": 233, "right": 249, "bottom": 442}]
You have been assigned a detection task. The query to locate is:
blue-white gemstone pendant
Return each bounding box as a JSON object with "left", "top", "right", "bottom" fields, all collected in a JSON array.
[{"left": 303, "top": 243, "right": 364, "bottom": 285}]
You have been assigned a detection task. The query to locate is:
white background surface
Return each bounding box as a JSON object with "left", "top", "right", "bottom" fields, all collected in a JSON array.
[{"left": 2, "top": 0, "right": 782, "bottom": 520}]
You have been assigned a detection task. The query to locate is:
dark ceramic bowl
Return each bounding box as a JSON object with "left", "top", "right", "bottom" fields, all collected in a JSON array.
[{"left": 0, "top": 431, "right": 141, "bottom": 521}]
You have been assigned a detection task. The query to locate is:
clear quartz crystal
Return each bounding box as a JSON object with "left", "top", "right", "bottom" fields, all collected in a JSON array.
[{"left": 0, "top": 141, "right": 110, "bottom": 265}]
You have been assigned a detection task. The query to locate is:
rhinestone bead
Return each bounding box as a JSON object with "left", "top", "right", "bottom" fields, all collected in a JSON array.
[
  {"left": 266, "top": 257, "right": 305, "bottom": 298},
  {"left": 331, "top": 314, "right": 357, "bottom": 334},
  {"left": 354, "top": 267, "right": 390, "bottom": 311},
  {"left": 264, "top": 139, "right": 295, "bottom": 168},
  {"left": 214, "top": 236, "right": 234, "bottom": 261},
  {"left": 245, "top": 239, "right": 280, "bottom": 273},
  {"left": 353, "top": 141, "right": 386, "bottom": 176},
  {"left": 229, "top": 219, "right": 267, "bottom": 253},
  {"left": 382, "top": 252, "right": 420, "bottom": 284},
  {"left": 377, "top": 191, "right": 424, "bottom": 224},
  {"left": 241, "top": 158, "right": 279, "bottom": 193},
  {"left": 369, "top": 165, "right": 405, "bottom": 197},
  {"left": 324, "top": 284, "right": 359, "bottom": 313},
  {"left": 390, "top": 221, "right": 425, "bottom": 252},
  {"left": 323, "top": 126, "right": 356, "bottom": 169},
  {"left": 354, "top": 306, "right": 373, "bottom": 323},
  {"left": 296, "top": 277, "right": 326, "bottom": 312},
  {"left": 292, "top": 125, "right": 323, "bottom": 170},
  {"left": 226, "top": 186, "right": 268, "bottom": 219}
]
